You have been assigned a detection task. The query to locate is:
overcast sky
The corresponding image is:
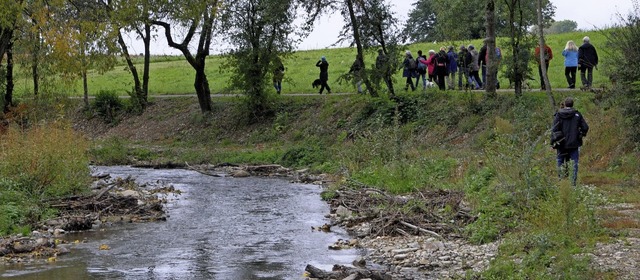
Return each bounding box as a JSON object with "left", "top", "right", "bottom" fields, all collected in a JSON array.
[{"left": 130, "top": 0, "right": 636, "bottom": 55}]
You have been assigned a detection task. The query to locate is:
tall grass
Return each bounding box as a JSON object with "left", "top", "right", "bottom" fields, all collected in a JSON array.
[{"left": 0, "top": 121, "right": 91, "bottom": 234}]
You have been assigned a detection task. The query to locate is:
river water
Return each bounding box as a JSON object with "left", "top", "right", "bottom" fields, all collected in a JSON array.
[{"left": 0, "top": 166, "right": 358, "bottom": 280}]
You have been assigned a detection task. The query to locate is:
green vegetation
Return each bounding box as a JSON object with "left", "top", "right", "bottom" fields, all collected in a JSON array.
[{"left": 0, "top": 118, "right": 91, "bottom": 235}]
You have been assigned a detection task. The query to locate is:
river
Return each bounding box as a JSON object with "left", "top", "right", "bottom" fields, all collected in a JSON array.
[{"left": 0, "top": 166, "right": 358, "bottom": 280}]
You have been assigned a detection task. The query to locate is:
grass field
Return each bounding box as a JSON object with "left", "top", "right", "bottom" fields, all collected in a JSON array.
[{"left": 11, "top": 31, "right": 610, "bottom": 97}]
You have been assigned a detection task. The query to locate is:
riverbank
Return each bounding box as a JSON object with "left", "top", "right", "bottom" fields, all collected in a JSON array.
[{"left": 68, "top": 92, "right": 640, "bottom": 278}]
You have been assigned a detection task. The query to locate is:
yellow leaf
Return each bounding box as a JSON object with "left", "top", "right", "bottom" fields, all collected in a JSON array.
[
  {"left": 99, "top": 244, "right": 110, "bottom": 250},
  {"left": 47, "top": 257, "right": 57, "bottom": 262}
]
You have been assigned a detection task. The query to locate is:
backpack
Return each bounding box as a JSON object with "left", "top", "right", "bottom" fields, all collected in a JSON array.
[
  {"left": 417, "top": 57, "right": 427, "bottom": 70},
  {"left": 408, "top": 58, "right": 417, "bottom": 70}
]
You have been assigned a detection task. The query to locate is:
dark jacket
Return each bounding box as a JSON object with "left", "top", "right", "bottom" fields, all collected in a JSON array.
[
  {"left": 478, "top": 45, "right": 487, "bottom": 66},
  {"left": 403, "top": 55, "right": 416, "bottom": 78},
  {"left": 316, "top": 60, "right": 329, "bottom": 81},
  {"left": 434, "top": 51, "right": 448, "bottom": 75},
  {"left": 553, "top": 107, "right": 589, "bottom": 149},
  {"left": 578, "top": 43, "right": 598, "bottom": 68}
]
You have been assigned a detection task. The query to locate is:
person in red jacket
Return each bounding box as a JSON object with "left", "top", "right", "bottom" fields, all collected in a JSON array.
[{"left": 535, "top": 44, "right": 553, "bottom": 90}]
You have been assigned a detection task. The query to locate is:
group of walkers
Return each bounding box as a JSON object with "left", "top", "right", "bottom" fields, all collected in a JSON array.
[
  {"left": 536, "top": 36, "right": 599, "bottom": 90},
  {"left": 402, "top": 43, "right": 502, "bottom": 92},
  {"left": 271, "top": 35, "right": 598, "bottom": 95}
]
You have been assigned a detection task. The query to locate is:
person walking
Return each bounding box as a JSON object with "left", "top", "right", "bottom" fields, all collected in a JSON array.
[
  {"left": 415, "top": 50, "right": 428, "bottom": 89},
  {"left": 316, "top": 56, "right": 331, "bottom": 94},
  {"left": 446, "top": 46, "right": 458, "bottom": 90},
  {"left": 578, "top": 36, "right": 599, "bottom": 89},
  {"left": 479, "top": 42, "right": 487, "bottom": 88},
  {"left": 376, "top": 49, "right": 394, "bottom": 96},
  {"left": 349, "top": 54, "right": 364, "bottom": 94},
  {"left": 552, "top": 97, "right": 589, "bottom": 186},
  {"left": 468, "top": 45, "right": 482, "bottom": 89},
  {"left": 272, "top": 57, "right": 285, "bottom": 94},
  {"left": 434, "top": 47, "right": 449, "bottom": 90},
  {"left": 426, "top": 50, "right": 436, "bottom": 83},
  {"left": 457, "top": 45, "right": 470, "bottom": 90},
  {"left": 562, "top": 40, "right": 579, "bottom": 89},
  {"left": 535, "top": 43, "right": 553, "bottom": 90},
  {"left": 403, "top": 50, "right": 417, "bottom": 91}
]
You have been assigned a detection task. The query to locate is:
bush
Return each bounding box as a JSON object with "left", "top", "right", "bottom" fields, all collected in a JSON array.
[
  {"left": 0, "top": 122, "right": 91, "bottom": 234},
  {"left": 92, "top": 90, "right": 123, "bottom": 122}
]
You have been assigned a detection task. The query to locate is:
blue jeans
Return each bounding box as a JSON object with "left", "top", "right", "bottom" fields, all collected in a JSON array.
[
  {"left": 415, "top": 72, "right": 427, "bottom": 88},
  {"left": 557, "top": 148, "right": 579, "bottom": 186}
]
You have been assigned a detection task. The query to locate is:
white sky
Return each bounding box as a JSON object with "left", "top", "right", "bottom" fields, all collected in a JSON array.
[{"left": 130, "top": 0, "right": 636, "bottom": 55}]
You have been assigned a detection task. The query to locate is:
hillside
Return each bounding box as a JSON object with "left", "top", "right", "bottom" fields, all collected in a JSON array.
[{"left": 74, "top": 90, "right": 640, "bottom": 278}]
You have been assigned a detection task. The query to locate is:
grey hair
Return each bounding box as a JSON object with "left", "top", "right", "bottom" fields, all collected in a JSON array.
[{"left": 583, "top": 36, "right": 590, "bottom": 43}]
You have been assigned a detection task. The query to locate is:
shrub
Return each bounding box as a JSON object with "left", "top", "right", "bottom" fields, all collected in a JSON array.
[
  {"left": 92, "top": 90, "right": 123, "bottom": 122},
  {"left": 0, "top": 122, "right": 91, "bottom": 234}
]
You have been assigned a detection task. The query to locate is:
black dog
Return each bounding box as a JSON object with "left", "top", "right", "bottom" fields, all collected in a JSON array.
[{"left": 312, "top": 79, "right": 322, "bottom": 88}]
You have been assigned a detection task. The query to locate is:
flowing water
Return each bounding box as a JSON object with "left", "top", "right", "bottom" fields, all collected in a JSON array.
[{"left": 0, "top": 166, "right": 358, "bottom": 280}]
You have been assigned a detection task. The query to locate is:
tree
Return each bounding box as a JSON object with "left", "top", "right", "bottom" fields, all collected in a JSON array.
[
  {"left": 430, "top": 0, "right": 487, "bottom": 40},
  {"left": 0, "top": 0, "right": 23, "bottom": 112},
  {"left": 101, "top": 0, "right": 166, "bottom": 112},
  {"left": 153, "top": 0, "right": 220, "bottom": 113},
  {"left": 336, "top": 0, "right": 401, "bottom": 97},
  {"left": 403, "top": 0, "right": 439, "bottom": 42},
  {"left": 546, "top": 19, "right": 577, "bottom": 34},
  {"left": 485, "top": 0, "right": 498, "bottom": 96},
  {"left": 500, "top": 0, "right": 555, "bottom": 97},
  {"left": 536, "top": 0, "right": 554, "bottom": 112},
  {"left": 219, "top": 0, "right": 303, "bottom": 116}
]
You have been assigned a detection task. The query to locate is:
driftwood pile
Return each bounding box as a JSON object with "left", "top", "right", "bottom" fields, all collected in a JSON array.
[
  {"left": 41, "top": 176, "right": 166, "bottom": 231},
  {"left": 327, "top": 180, "right": 476, "bottom": 239}
]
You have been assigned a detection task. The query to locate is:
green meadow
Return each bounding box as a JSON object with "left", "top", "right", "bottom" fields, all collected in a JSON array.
[{"left": 10, "top": 31, "right": 609, "bottom": 97}]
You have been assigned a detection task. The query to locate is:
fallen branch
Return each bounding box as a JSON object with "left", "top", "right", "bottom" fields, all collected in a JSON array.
[{"left": 399, "top": 220, "right": 444, "bottom": 242}]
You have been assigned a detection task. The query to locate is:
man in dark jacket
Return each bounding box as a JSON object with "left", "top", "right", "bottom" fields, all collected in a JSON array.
[
  {"left": 552, "top": 97, "right": 589, "bottom": 186},
  {"left": 478, "top": 42, "right": 487, "bottom": 87},
  {"left": 457, "top": 45, "right": 469, "bottom": 90},
  {"left": 316, "top": 56, "right": 331, "bottom": 94},
  {"left": 578, "top": 36, "right": 599, "bottom": 89}
]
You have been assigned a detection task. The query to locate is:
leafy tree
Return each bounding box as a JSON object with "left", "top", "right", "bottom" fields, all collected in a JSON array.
[
  {"left": 403, "top": 0, "right": 439, "bottom": 42},
  {"left": 431, "top": 0, "right": 487, "bottom": 40},
  {"left": 336, "top": 0, "right": 401, "bottom": 97},
  {"left": 0, "top": 0, "right": 23, "bottom": 112},
  {"left": 152, "top": 0, "right": 220, "bottom": 113},
  {"left": 501, "top": 0, "right": 555, "bottom": 97},
  {"left": 219, "top": 0, "right": 303, "bottom": 116},
  {"left": 546, "top": 19, "right": 578, "bottom": 34},
  {"left": 101, "top": 0, "right": 161, "bottom": 111},
  {"left": 603, "top": 1, "right": 640, "bottom": 143}
]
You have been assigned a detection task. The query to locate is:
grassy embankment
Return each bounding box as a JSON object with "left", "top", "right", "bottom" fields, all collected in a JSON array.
[{"left": 9, "top": 32, "right": 610, "bottom": 97}]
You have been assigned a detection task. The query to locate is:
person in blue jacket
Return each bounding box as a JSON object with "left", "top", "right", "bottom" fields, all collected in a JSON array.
[
  {"left": 562, "top": 40, "right": 579, "bottom": 89},
  {"left": 446, "top": 46, "right": 458, "bottom": 90}
]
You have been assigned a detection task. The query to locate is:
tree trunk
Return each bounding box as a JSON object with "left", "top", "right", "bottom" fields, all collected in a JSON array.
[
  {"left": 4, "top": 41, "right": 14, "bottom": 112},
  {"left": 347, "top": 0, "right": 377, "bottom": 97},
  {"left": 153, "top": 5, "right": 215, "bottom": 113},
  {"left": 194, "top": 67, "right": 212, "bottom": 112},
  {"left": 31, "top": 32, "right": 40, "bottom": 97},
  {"left": 142, "top": 23, "right": 151, "bottom": 103},
  {"left": 484, "top": 0, "right": 497, "bottom": 97},
  {"left": 82, "top": 69, "right": 89, "bottom": 107},
  {"left": 117, "top": 32, "right": 144, "bottom": 106},
  {"left": 536, "top": 0, "right": 555, "bottom": 111}
]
